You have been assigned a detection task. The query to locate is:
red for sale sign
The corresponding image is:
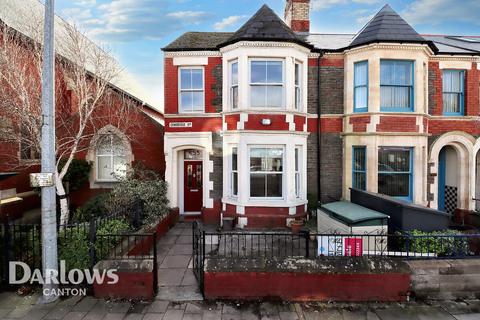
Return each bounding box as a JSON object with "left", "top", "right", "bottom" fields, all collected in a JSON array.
[{"left": 344, "top": 238, "right": 363, "bottom": 256}]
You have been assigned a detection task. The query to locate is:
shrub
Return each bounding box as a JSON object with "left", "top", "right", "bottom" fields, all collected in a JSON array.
[
  {"left": 106, "top": 166, "right": 170, "bottom": 229},
  {"left": 403, "top": 229, "right": 470, "bottom": 256},
  {"left": 59, "top": 159, "right": 92, "bottom": 191},
  {"left": 72, "top": 192, "right": 111, "bottom": 223},
  {"left": 58, "top": 225, "right": 91, "bottom": 270},
  {"left": 95, "top": 218, "right": 131, "bottom": 260},
  {"left": 58, "top": 219, "right": 131, "bottom": 270}
]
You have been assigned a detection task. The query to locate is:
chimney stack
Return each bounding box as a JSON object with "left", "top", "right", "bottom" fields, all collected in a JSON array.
[{"left": 284, "top": 0, "right": 310, "bottom": 33}]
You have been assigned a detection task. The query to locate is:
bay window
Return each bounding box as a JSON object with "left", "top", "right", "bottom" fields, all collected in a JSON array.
[
  {"left": 352, "top": 146, "right": 366, "bottom": 190},
  {"left": 96, "top": 134, "right": 127, "bottom": 181},
  {"left": 378, "top": 147, "right": 413, "bottom": 201},
  {"left": 250, "top": 147, "right": 283, "bottom": 198},
  {"left": 295, "top": 62, "right": 302, "bottom": 110},
  {"left": 179, "top": 67, "right": 204, "bottom": 113},
  {"left": 230, "top": 61, "right": 238, "bottom": 109},
  {"left": 231, "top": 147, "right": 238, "bottom": 196},
  {"left": 354, "top": 61, "right": 368, "bottom": 112},
  {"left": 443, "top": 69, "right": 464, "bottom": 115},
  {"left": 295, "top": 147, "right": 301, "bottom": 197},
  {"left": 250, "top": 60, "right": 284, "bottom": 108},
  {"left": 380, "top": 60, "right": 414, "bottom": 112}
]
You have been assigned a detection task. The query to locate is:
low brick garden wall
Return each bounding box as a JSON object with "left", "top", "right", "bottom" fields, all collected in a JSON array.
[
  {"left": 93, "top": 208, "right": 179, "bottom": 300},
  {"left": 204, "top": 257, "right": 411, "bottom": 302}
]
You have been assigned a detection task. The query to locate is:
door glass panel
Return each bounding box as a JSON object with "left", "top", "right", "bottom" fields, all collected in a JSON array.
[
  {"left": 196, "top": 164, "right": 202, "bottom": 187},
  {"left": 187, "top": 165, "right": 193, "bottom": 189}
]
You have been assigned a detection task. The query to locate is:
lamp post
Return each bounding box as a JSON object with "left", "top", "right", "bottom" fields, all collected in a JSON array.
[{"left": 40, "top": 0, "right": 58, "bottom": 304}]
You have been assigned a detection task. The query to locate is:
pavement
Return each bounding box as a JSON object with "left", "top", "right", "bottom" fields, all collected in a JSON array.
[{"left": 1, "top": 222, "right": 480, "bottom": 320}]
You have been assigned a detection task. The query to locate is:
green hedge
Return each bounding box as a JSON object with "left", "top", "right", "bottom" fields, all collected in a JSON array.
[{"left": 403, "top": 229, "right": 470, "bottom": 256}]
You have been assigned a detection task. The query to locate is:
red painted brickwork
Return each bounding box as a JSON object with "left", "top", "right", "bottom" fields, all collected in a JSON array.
[
  {"left": 204, "top": 272, "right": 410, "bottom": 302},
  {"left": 202, "top": 199, "right": 222, "bottom": 225},
  {"left": 290, "top": 20, "right": 309, "bottom": 33},
  {"left": 225, "top": 204, "right": 237, "bottom": 216},
  {"left": 165, "top": 117, "right": 222, "bottom": 133},
  {"left": 307, "top": 118, "right": 318, "bottom": 132},
  {"left": 225, "top": 114, "right": 240, "bottom": 131},
  {"left": 320, "top": 117, "right": 343, "bottom": 133},
  {"left": 428, "top": 119, "right": 480, "bottom": 136},
  {"left": 164, "top": 57, "right": 222, "bottom": 115},
  {"left": 308, "top": 57, "right": 344, "bottom": 67},
  {"left": 429, "top": 61, "right": 443, "bottom": 116},
  {"left": 94, "top": 271, "right": 154, "bottom": 300},
  {"left": 377, "top": 116, "right": 418, "bottom": 133},
  {"left": 244, "top": 114, "right": 289, "bottom": 131},
  {"left": 465, "top": 63, "right": 480, "bottom": 116},
  {"left": 349, "top": 116, "right": 371, "bottom": 132},
  {"left": 294, "top": 115, "right": 306, "bottom": 131}
]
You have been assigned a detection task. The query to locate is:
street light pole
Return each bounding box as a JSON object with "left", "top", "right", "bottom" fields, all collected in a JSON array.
[{"left": 40, "top": 0, "right": 58, "bottom": 304}]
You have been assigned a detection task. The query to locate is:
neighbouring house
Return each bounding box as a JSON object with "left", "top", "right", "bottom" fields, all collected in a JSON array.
[
  {"left": 162, "top": 1, "right": 480, "bottom": 229},
  {"left": 0, "top": 0, "right": 165, "bottom": 221}
]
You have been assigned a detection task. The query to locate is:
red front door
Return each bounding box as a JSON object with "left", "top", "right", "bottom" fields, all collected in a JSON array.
[{"left": 184, "top": 161, "right": 203, "bottom": 212}]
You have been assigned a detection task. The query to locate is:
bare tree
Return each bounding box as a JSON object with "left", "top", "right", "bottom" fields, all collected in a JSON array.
[{"left": 0, "top": 11, "right": 141, "bottom": 225}]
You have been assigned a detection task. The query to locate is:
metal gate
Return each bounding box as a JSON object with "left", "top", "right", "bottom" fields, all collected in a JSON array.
[
  {"left": 192, "top": 221, "right": 204, "bottom": 294},
  {"left": 0, "top": 223, "right": 42, "bottom": 289}
]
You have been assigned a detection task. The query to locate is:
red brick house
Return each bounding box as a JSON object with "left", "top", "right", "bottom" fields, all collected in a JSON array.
[
  {"left": 0, "top": 0, "right": 165, "bottom": 221},
  {"left": 162, "top": 1, "right": 480, "bottom": 228}
]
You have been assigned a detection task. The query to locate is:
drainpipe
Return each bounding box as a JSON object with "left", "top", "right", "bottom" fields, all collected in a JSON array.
[{"left": 317, "top": 51, "right": 324, "bottom": 208}]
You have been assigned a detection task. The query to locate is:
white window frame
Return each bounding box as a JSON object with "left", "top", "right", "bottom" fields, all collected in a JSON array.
[
  {"left": 178, "top": 66, "right": 205, "bottom": 113},
  {"left": 294, "top": 61, "right": 302, "bottom": 111},
  {"left": 230, "top": 60, "right": 238, "bottom": 110},
  {"left": 295, "top": 146, "right": 301, "bottom": 198},
  {"left": 95, "top": 135, "right": 127, "bottom": 182},
  {"left": 231, "top": 146, "right": 238, "bottom": 197},
  {"left": 249, "top": 58, "right": 285, "bottom": 109},
  {"left": 248, "top": 145, "right": 285, "bottom": 200}
]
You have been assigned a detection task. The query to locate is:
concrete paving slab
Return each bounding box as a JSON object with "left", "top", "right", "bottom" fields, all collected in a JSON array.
[
  {"left": 103, "top": 313, "right": 127, "bottom": 320},
  {"left": 185, "top": 303, "right": 204, "bottom": 314},
  {"left": 182, "top": 270, "right": 198, "bottom": 286},
  {"left": 177, "top": 236, "right": 193, "bottom": 244},
  {"left": 161, "top": 255, "right": 191, "bottom": 269},
  {"left": 125, "top": 314, "right": 144, "bottom": 320},
  {"left": 143, "top": 313, "right": 165, "bottom": 320},
  {"left": 169, "top": 244, "right": 193, "bottom": 256},
  {"left": 148, "top": 301, "right": 170, "bottom": 313},
  {"left": 164, "top": 309, "right": 185, "bottom": 320},
  {"left": 223, "top": 305, "right": 242, "bottom": 314},
  {"left": 6, "top": 305, "right": 34, "bottom": 319},
  {"left": 71, "top": 296, "right": 98, "bottom": 312},
  {"left": 203, "top": 310, "right": 222, "bottom": 320},
  {"left": 158, "top": 268, "right": 186, "bottom": 286},
  {"left": 156, "top": 286, "right": 203, "bottom": 302},
  {"left": 278, "top": 311, "right": 299, "bottom": 320},
  {"left": 21, "top": 307, "right": 50, "bottom": 320},
  {"left": 222, "top": 314, "right": 242, "bottom": 320},
  {"left": 342, "top": 310, "right": 368, "bottom": 320},
  {"left": 454, "top": 314, "right": 480, "bottom": 320},
  {"left": 183, "top": 313, "right": 203, "bottom": 320},
  {"left": 44, "top": 305, "right": 72, "bottom": 319},
  {"left": 63, "top": 311, "right": 87, "bottom": 320}
]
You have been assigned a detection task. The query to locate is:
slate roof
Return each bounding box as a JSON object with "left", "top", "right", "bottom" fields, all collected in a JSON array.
[
  {"left": 218, "top": 4, "right": 311, "bottom": 49},
  {"left": 163, "top": 32, "right": 234, "bottom": 51},
  {"left": 163, "top": 4, "right": 479, "bottom": 56},
  {"left": 349, "top": 4, "right": 429, "bottom": 48}
]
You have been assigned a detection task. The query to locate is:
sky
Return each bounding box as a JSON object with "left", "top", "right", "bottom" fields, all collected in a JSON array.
[{"left": 54, "top": 0, "right": 480, "bottom": 112}]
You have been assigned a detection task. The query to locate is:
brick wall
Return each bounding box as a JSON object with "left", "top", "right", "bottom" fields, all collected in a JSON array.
[
  {"left": 428, "top": 62, "right": 442, "bottom": 116},
  {"left": 307, "top": 133, "right": 318, "bottom": 202},
  {"left": 320, "top": 58, "right": 344, "bottom": 115},
  {"left": 465, "top": 62, "right": 480, "bottom": 116},
  {"left": 320, "top": 133, "right": 343, "bottom": 203}
]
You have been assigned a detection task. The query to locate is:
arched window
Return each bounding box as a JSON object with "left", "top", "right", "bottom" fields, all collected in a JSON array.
[{"left": 96, "top": 134, "right": 127, "bottom": 181}]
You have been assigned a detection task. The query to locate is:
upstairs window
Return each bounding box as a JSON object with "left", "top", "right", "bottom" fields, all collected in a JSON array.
[
  {"left": 380, "top": 60, "right": 414, "bottom": 112},
  {"left": 352, "top": 146, "right": 366, "bottom": 190},
  {"left": 230, "top": 61, "right": 238, "bottom": 109},
  {"left": 250, "top": 60, "right": 284, "bottom": 108},
  {"left": 378, "top": 147, "right": 413, "bottom": 201},
  {"left": 250, "top": 147, "right": 283, "bottom": 198},
  {"left": 96, "top": 134, "right": 127, "bottom": 181},
  {"left": 295, "top": 62, "right": 302, "bottom": 110},
  {"left": 179, "top": 67, "right": 204, "bottom": 113},
  {"left": 354, "top": 61, "right": 368, "bottom": 112},
  {"left": 443, "top": 70, "right": 464, "bottom": 115}
]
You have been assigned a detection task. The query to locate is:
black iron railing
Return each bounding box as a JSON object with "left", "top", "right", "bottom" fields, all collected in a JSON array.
[{"left": 193, "top": 224, "right": 480, "bottom": 261}]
